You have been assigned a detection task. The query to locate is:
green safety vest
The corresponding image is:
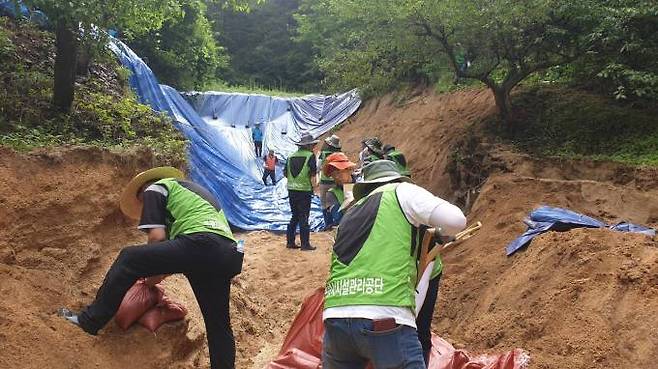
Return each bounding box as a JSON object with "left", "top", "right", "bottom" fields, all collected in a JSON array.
[
  {"left": 387, "top": 150, "right": 410, "bottom": 176},
  {"left": 325, "top": 183, "right": 417, "bottom": 309},
  {"left": 319, "top": 148, "right": 338, "bottom": 184},
  {"left": 431, "top": 254, "right": 443, "bottom": 279},
  {"left": 286, "top": 149, "right": 313, "bottom": 192},
  {"left": 154, "top": 178, "right": 236, "bottom": 242},
  {"left": 328, "top": 186, "right": 344, "bottom": 205}
]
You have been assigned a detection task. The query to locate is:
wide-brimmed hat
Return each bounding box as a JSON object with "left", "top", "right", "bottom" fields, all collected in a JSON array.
[
  {"left": 352, "top": 160, "right": 412, "bottom": 201},
  {"left": 296, "top": 133, "right": 319, "bottom": 146},
  {"left": 364, "top": 137, "right": 384, "bottom": 155},
  {"left": 323, "top": 152, "right": 356, "bottom": 177},
  {"left": 119, "top": 166, "right": 184, "bottom": 219},
  {"left": 324, "top": 134, "right": 341, "bottom": 149}
]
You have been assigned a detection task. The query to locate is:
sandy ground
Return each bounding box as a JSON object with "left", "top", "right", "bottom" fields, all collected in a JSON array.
[{"left": 1, "top": 88, "right": 658, "bottom": 369}]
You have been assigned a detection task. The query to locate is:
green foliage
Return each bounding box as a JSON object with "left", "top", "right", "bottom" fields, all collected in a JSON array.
[
  {"left": 214, "top": 0, "right": 321, "bottom": 93},
  {"left": 23, "top": 0, "right": 181, "bottom": 36},
  {"left": 129, "top": 0, "right": 227, "bottom": 90},
  {"left": 296, "top": 0, "right": 441, "bottom": 97},
  {"left": 203, "top": 80, "right": 305, "bottom": 97},
  {"left": 496, "top": 87, "right": 658, "bottom": 165},
  {"left": 296, "top": 0, "right": 657, "bottom": 117},
  {"left": 573, "top": 1, "right": 658, "bottom": 102},
  {"left": 0, "top": 19, "right": 187, "bottom": 161}
]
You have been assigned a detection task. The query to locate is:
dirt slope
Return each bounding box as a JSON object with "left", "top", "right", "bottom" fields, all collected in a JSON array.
[
  {"left": 437, "top": 174, "right": 658, "bottom": 369},
  {"left": 337, "top": 88, "right": 496, "bottom": 200},
  {"left": 0, "top": 147, "right": 332, "bottom": 369},
  {"left": 339, "top": 88, "right": 658, "bottom": 369},
  {"left": 1, "top": 87, "right": 657, "bottom": 369}
]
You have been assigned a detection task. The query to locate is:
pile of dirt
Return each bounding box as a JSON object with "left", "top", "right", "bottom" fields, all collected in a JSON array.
[
  {"left": 339, "top": 88, "right": 658, "bottom": 369},
  {"left": 436, "top": 173, "right": 658, "bottom": 369},
  {"left": 0, "top": 147, "right": 334, "bottom": 369},
  {"left": 337, "top": 88, "right": 496, "bottom": 201}
]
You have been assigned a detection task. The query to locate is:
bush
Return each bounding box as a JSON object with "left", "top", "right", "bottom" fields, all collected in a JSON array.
[
  {"left": 0, "top": 17, "right": 187, "bottom": 163},
  {"left": 495, "top": 87, "right": 658, "bottom": 166}
]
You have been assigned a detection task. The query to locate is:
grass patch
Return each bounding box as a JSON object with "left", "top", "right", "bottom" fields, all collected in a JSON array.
[
  {"left": 494, "top": 87, "right": 658, "bottom": 166},
  {"left": 201, "top": 80, "right": 307, "bottom": 97}
]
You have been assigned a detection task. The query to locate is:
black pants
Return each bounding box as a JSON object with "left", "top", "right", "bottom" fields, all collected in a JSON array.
[
  {"left": 254, "top": 141, "right": 262, "bottom": 157},
  {"left": 286, "top": 190, "right": 312, "bottom": 247},
  {"left": 416, "top": 273, "right": 442, "bottom": 365},
  {"left": 262, "top": 169, "right": 276, "bottom": 185},
  {"left": 78, "top": 233, "right": 243, "bottom": 369}
]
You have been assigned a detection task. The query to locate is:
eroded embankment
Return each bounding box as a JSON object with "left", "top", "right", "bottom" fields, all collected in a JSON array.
[
  {"left": 0, "top": 147, "right": 332, "bottom": 369},
  {"left": 340, "top": 88, "right": 658, "bottom": 369}
]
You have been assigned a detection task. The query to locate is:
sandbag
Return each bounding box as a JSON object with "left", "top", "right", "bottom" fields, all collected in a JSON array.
[
  {"left": 115, "top": 280, "right": 164, "bottom": 330},
  {"left": 138, "top": 296, "right": 188, "bottom": 332}
]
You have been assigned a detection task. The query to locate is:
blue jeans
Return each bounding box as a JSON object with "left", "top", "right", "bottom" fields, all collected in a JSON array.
[{"left": 322, "top": 318, "right": 426, "bottom": 369}]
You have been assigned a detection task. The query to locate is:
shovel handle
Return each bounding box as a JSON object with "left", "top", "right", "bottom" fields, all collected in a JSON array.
[{"left": 416, "top": 222, "right": 482, "bottom": 284}]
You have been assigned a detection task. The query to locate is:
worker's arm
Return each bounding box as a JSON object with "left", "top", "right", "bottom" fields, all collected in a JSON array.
[
  {"left": 137, "top": 184, "right": 171, "bottom": 286},
  {"left": 396, "top": 183, "right": 466, "bottom": 237}
]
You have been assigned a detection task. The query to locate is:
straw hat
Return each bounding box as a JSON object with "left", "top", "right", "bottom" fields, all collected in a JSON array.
[
  {"left": 119, "top": 166, "right": 184, "bottom": 219},
  {"left": 352, "top": 160, "right": 412, "bottom": 201}
]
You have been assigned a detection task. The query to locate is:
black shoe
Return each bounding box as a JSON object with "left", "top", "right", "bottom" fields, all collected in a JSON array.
[
  {"left": 286, "top": 244, "right": 301, "bottom": 249},
  {"left": 300, "top": 245, "right": 316, "bottom": 251}
]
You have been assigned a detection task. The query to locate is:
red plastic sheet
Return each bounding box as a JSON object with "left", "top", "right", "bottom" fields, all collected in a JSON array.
[{"left": 264, "top": 288, "right": 529, "bottom": 369}]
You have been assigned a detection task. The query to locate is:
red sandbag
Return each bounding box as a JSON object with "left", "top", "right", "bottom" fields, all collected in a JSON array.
[
  {"left": 264, "top": 288, "right": 530, "bottom": 369},
  {"left": 114, "top": 280, "right": 164, "bottom": 330},
  {"left": 138, "top": 296, "right": 188, "bottom": 332}
]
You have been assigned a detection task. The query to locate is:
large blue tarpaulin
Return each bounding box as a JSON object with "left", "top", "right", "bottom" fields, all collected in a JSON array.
[
  {"left": 108, "top": 39, "right": 361, "bottom": 231},
  {"left": 506, "top": 206, "right": 656, "bottom": 256}
]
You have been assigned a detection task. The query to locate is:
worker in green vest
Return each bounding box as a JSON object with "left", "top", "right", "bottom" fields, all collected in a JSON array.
[
  {"left": 318, "top": 134, "right": 342, "bottom": 228},
  {"left": 285, "top": 133, "right": 319, "bottom": 251},
  {"left": 58, "top": 167, "right": 244, "bottom": 369},
  {"left": 355, "top": 137, "right": 384, "bottom": 180},
  {"left": 321, "top": 152, "right": 356, "bottom": 229},
  {"left": 383, "top": 144, "right": 411, "bottom": 178},
  {"left": 322, "top": 160, "right": 466, "bottom": 369}
]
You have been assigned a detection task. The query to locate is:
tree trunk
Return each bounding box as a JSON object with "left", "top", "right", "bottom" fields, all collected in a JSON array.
[
  {"left": 492, "top": 86, "right": 512, "bottom": 122},
  {"left": 53, "top": 21, "right": 78, "bottom": 112}
]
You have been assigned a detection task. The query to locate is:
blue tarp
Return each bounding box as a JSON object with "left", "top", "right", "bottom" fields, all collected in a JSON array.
[
  {"left": 506, "top": 206, "right": 656, "bottom": 256},
  {"left": 108, "top": 39, "right": 361, "bottom": 231},
  {"left": 0, "top": 1, "right": 47, "bottom": 26}
]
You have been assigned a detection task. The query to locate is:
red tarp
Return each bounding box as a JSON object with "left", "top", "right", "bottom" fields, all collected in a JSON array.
[{"left": 264, "top": 288, "right": 529, "bottom": 369}]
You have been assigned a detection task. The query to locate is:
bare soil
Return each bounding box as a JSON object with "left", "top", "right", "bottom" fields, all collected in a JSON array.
[{"left": 1, "top": 87, "right": 657, "bottom": 369}]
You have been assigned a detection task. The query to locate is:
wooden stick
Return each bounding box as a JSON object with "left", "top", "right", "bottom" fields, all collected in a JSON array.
[{"left": 416, "top": 222, "right": 482, "bottom": 284}]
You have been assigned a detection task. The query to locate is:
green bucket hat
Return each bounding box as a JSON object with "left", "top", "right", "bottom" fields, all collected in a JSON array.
[{"left": 352, "top": 160, "right": 412, "bottom": 201}]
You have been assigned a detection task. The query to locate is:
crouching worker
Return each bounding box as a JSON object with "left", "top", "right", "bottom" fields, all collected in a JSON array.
[
  {"left": 321, "top": 152, "right": 356, "bottom": 229},
  {"left": 322, "top": 160, "right": 466, "bottom": 369},
  {"left": 58, "top": 167, "right": 244, "bottom": 369}
]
